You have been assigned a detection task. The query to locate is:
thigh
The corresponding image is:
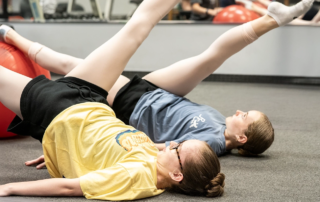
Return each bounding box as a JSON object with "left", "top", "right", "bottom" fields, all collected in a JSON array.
[
  {"left": 0, "top": 66, "right": 31, "bottom": 119},
  {"left": 107, "top": 75, "right": 130, "bottom": 106},
  {"left": 143, "top": 53, "right": 214, "bottom": 97},
  {"left": 65, "top": 15, "right": 156, "bottom": 93},
  {"left": 8, "top": 76, "right": 109, "bottom": 141},
  {"left": 112, "top": 75, "right": 158, "bottom": 125},
  {"left": 144, "top": 23, "right": 258, "bottom": 97},
  {"left": 65, "top": 0, "right": 181, "bottom": 93}
]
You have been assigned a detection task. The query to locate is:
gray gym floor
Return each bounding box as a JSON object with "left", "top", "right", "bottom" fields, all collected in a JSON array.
[{"left": 1, "top": 80, "right": 320, "bottom": 202}]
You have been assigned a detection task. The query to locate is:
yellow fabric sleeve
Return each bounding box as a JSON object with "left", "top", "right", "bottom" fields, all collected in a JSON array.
[
  {"left": 80, "top": 163, "right": 163, "bottom": 201},
  {"left": 80, "top": 164, "right": 133, "bottom": 201}
]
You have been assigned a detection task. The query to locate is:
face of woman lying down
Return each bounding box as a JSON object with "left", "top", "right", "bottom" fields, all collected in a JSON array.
[
  {"left": 157, "top": 140, "right": 204, "bottom": 182},
  {"left": 225, "top": 110, "right": 261, "bottom": 137}
]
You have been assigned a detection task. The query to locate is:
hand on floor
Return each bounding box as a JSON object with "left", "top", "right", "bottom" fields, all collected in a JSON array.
[
  {"left": 0, "top": 184, "right": 9, "bottom": 196},
  {"left": 25, "top": 155, "right": 46, "bottom": 169}
]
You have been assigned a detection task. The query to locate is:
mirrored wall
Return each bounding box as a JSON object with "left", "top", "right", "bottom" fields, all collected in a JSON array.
[{"left": 0, "top": 0, "right": 319, "bottom": 26}]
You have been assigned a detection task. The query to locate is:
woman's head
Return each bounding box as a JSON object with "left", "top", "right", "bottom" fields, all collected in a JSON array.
[
  {"left": 239, "top": 112, "right": 274, "bottom": 156},
  {"left": 158, "top": 140, "right": 225, "bottom": 197},
  {"left": 225, "top": 110, "right": 274, "bottom": 156}
]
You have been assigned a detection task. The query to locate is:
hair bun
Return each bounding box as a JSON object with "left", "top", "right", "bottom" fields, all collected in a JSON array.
[
  {"left": 238, "top": 148, "right": 258, "bottom": 157},
  {"left": 205, "top": 173, "right": 225, "bottom": 197}
]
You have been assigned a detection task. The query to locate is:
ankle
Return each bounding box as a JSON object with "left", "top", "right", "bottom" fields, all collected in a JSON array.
[
  {"left": 0, "top": 25, "right": 13, "bottom": 43},
  {"left": 263, "top": 15, "right": 279, "bottom": 28},
  {"left": 3, "top": 29, "right": 15, "bottom": 44},
  {"left": 267, "top": 0, "right": 314, "bottom": 26},
  {"left": 250, "top": 15, "right": 278, "bottom": 37}
]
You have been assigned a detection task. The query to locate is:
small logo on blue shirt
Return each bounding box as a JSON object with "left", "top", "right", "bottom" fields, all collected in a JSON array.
[{"left": 190, "top": 114, "right": 206, "bottom": 128}]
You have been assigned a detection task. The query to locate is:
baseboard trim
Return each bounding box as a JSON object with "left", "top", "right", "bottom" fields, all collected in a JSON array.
[{"left": 52, "top": 71, "right": 320, "bottom": 86}]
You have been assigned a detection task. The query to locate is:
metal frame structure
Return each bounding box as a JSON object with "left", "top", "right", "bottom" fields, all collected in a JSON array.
[
  {"left": 0, "top": 0, "right": 136, "bottom": 22},
  {"left": 67, "top": 0, "right": 103, "bottom": 20},
  {"left": 104, "top": 0, "right": 113, "bottom": 21},
  {"left": 0, "top": 0, "right": 25, "bottom": 21},
  {"left": 29, "top": 0, "right": 45, "bottom": 22},
  {"left": 0, "top": 0, "right": 8, "bottom": 20}
]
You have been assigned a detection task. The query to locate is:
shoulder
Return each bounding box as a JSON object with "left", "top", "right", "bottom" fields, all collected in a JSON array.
[{"left": 119, "top": 161, "right": 158, "bottom": 190}]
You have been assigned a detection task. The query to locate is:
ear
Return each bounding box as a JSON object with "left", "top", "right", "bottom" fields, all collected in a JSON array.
[
  {"left": 169, "top": 170, "right": 183, "bottom": 183},
  {"left": 236, "top": 134, "right": 247, "bottom": 144},
  {"left": 169, "top": 141, "right": 178, "bottom": 148}
]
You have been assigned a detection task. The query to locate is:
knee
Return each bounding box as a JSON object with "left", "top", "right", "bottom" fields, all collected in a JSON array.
[
  {"left": 58, "top": 56, "right": 79, "bottom": 75},
  {"left": 128, "top": 16, "right": 155, "bottom": 44}
]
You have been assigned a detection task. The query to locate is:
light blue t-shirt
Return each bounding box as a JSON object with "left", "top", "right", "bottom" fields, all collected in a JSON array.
[{"left": 129, "top": 89, "right": 227, "bottom": 156}]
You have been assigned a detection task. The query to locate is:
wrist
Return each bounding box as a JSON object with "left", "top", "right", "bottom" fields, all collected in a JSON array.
[
  {"left": 206, "top": 8, "right": 209, "bottom": 15},
  {"left": 6, "top": 184, "right": 13, "bottom": 196},
  {"left": 0, "top": 184, "right": 12, "bottom": 196}
]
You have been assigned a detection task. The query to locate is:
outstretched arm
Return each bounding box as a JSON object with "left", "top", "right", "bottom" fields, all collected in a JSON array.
[
  {"left": 0, "top": 178, "right": 82, "bottom": 197},
  {"left": 192, "top": 3, "right": 222, "bottom": 17}
]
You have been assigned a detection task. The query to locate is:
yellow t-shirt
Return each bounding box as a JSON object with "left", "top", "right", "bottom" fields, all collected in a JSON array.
[{"left": 42, "top": 102, "right": 164, "bottom": 201}]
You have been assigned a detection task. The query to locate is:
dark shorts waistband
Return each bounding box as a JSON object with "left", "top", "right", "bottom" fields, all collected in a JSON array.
[
  {"left": 8, "top": 75, "right": 109, "bottom": 142},
  {"left": 112, "top": 75, "right": 159, "bottom": 125}
]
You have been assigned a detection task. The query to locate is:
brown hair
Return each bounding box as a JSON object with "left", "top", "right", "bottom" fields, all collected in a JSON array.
[
  {"left": 168, "top": 142, "right": 225, "bottom": 197},
  {"left": 239, "top": 113, "right": 274, "bottom": 156}
]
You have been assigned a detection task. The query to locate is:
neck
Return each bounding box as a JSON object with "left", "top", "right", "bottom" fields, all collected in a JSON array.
[
  {"left": 156, "top": 163, "right": 171, "bottom": 189},
  {"left": 224, "top": 129, "right": 237, "bottom": 150}
]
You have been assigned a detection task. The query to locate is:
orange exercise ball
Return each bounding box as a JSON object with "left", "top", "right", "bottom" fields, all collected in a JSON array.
[
  {"left": 0, "top": 42, "right": 51, "bottom": 138},
  {"left": 213, "top": 5, "right": 261, "bottom": 24}
]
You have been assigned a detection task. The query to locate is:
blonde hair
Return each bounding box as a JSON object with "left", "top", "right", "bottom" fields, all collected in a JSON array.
[
  {"left": 239, "top": 113, "right": 274, "bottom": 156},
  {"left": 169, "top": 142, "right": 225, "bottom": 197}
]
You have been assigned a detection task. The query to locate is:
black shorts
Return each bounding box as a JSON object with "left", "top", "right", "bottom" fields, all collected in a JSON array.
[
  {"left": 112, "top": 75, "right": 159, "bottom": 125},
  {"left": 8, "top": 75, "right": 109, "bottom": 142}
]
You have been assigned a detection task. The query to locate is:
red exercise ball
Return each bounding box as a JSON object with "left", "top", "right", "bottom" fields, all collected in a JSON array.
[
  {"left": 0, "top": 42, "right": 51, "bottom": 138},
  {"left": 213, "top": 5, "right": 261, "bottom": 24}
]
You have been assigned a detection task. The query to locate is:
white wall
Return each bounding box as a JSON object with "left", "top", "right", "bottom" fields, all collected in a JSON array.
[{"left": 8, "top": 22, "right": 320, "bottom": 77}]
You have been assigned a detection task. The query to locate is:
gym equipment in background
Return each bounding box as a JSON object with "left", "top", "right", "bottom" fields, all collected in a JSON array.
[{"left": 213, "top": 5, "right": 261, "bottom": 24}]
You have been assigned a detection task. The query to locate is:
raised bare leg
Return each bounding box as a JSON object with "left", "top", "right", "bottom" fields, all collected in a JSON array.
[
  {"left": 107, "top": 75, "right": 130, "bottom": 106},
  {"left": 66, "top": 0, "right": 181, "bottom": 92},
  {"left": 143, "top": 0, "right": 314, "bottom": 97},
  {"left": 0, "top": 66, "right": 31, "bottom": 119},
  {"left": 0, "top": 25, "right": 131, "bottom": 106},
  {"left": 1, "top": 26, "right": 83, "bottom": 75}
]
